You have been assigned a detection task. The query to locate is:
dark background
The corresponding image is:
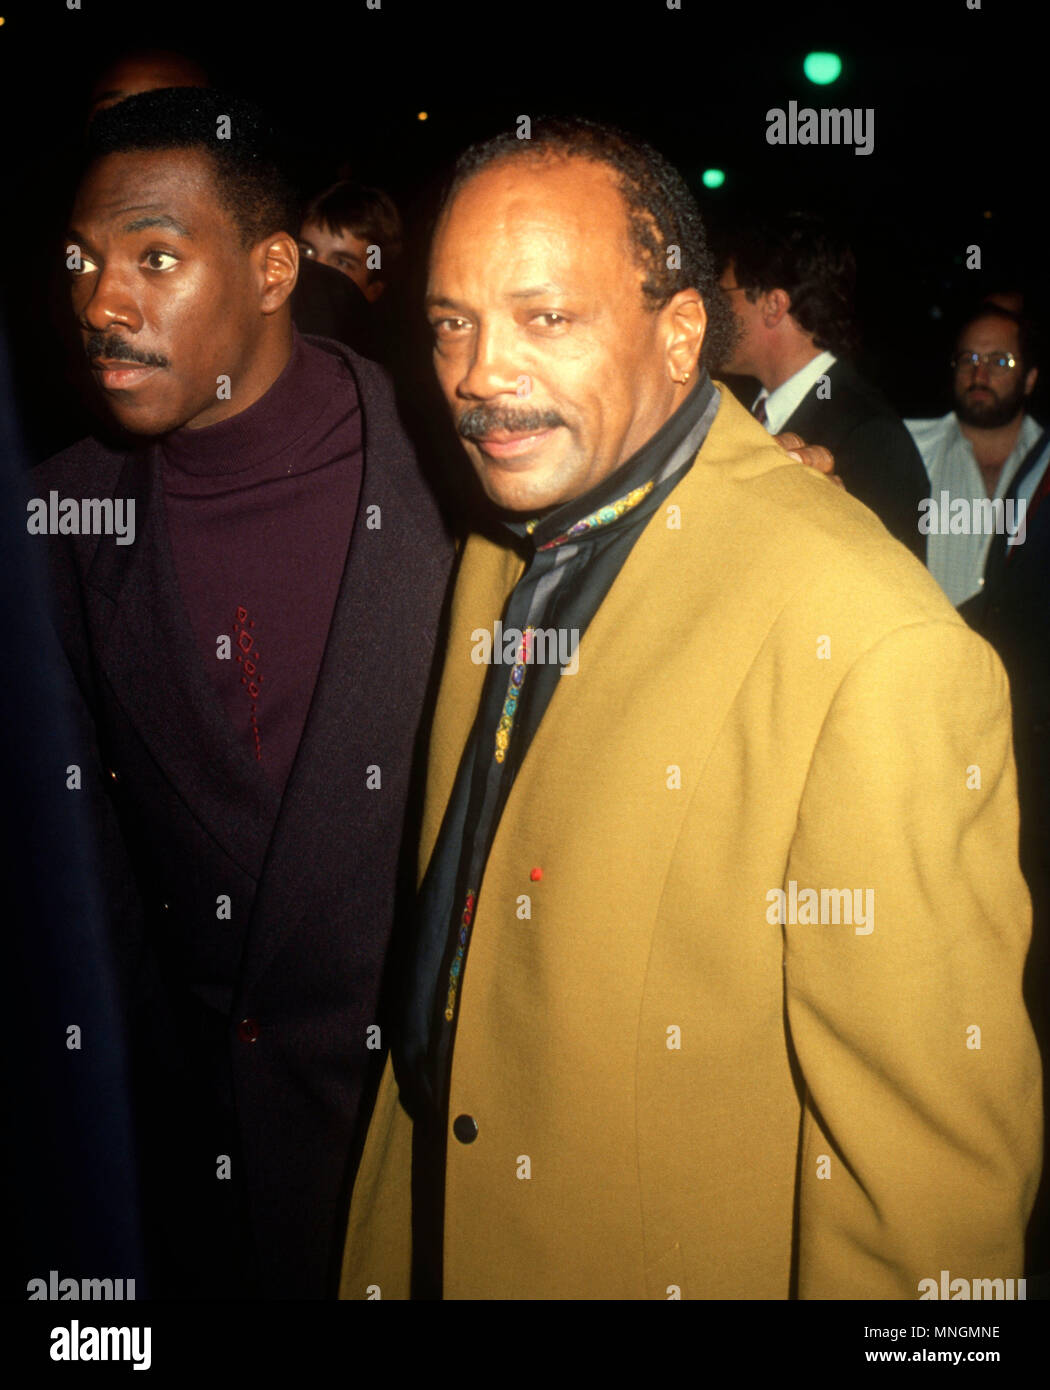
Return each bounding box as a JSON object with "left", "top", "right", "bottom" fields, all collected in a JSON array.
[{"left": 0, "top": 0, "right": 1044, "bottom": 465}]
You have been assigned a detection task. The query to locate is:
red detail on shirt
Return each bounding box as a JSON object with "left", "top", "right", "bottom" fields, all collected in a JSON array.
[{"left": 234, "top": 605, "right": 264, "bottom": 762}]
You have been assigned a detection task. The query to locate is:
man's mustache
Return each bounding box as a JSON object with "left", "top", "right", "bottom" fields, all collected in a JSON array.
[
  {"left": 458, "top": 403, "right": 565, "bottom": 440},
  {"left": 84, "top": 332, "right": 169, "bottom": 369}
]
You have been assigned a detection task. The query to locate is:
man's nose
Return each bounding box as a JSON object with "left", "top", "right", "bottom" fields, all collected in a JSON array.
[
  {"left": 77, "top": 267, "right": 143, "bottom": 336},
  {"left": 971, "top": 359, "right": 993, "bottom": 385},
  {"left": 457, "top": 321, "right": 521, "bottom": 399}
]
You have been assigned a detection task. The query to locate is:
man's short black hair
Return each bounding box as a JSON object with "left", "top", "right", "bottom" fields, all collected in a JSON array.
[
  {"left": 84, "top": 87, "right": 300, "bottom": 247},
  {"left": 302, "top": 181, "right": 403, "bottom": 282},
  {"left": 442, "top": 117, "right": 738, "bottom": 375},
  {"left": 957, "top": 304, "right": 1037, "bottom": 372},
  {"left": 728, "top": 211, "right": 859, "bottom": 359}
]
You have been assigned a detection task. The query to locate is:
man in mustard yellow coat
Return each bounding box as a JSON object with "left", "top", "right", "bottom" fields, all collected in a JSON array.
[{"left": 341, "top": 119, "right": 1041, "bottom": 1300}]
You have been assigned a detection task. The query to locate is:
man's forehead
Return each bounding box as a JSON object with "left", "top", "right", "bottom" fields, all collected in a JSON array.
[
  {"left": 431, "top": 157, "right": 633, "bottom": 289},
  {"left": 89, "top": 53, "right": 208, "bottom": 105},
  {"left": 958, "top": 315, "right": 1020, "bottom": 349},
  {"left": 75, "top": 148, "right": 220, "bottom": 225},
  {"left": 96, "top": 61, "right": 189, "bottom": 95},
  {"left": 449, "top": 157, "right": 623, "bottom": 229},
  {"left": 304, "top": 221, "right": 365, "bottom": 249}
]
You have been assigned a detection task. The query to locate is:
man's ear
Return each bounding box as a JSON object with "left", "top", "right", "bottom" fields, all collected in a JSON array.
[
  {"left": 762, "top": 287, "right": 792, "bottom": 329},
  {"left": 1024, "top": 364, "right": 1038, "bottom": 398},
  {"left": 255, "top": 232, "right": 299, "bottom": 314},
  {"left": 664, "top": 288, "right": 706, "bottom": 383}
]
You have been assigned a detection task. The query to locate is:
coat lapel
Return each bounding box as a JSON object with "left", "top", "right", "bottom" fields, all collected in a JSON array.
[
  {"left": 88, "top": 449, "right": 281, "bottom": 880},
  {"left": 238, "top": 352, "right": 454, "bottom": 995}
]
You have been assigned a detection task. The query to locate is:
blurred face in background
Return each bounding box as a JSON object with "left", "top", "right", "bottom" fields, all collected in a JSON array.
[
  {"left": 952, "top": 315, "right": 1036, "bottom": 428},
  {"left": 298, "top": 221, "right": 383, "bottom": 301},
  {"left": 87, "top": 51, "right": 209, "bottom": 122}
]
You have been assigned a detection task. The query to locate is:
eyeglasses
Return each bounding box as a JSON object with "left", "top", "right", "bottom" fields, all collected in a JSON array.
[{"left": 951, "top": 351, "right": 1018, "bottom": 373}]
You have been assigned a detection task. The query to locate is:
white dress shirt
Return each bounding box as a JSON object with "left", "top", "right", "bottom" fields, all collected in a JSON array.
[
  {"left": 752, "top": 350, "right": 837, "bottom": 436},
  {"left": 905, "top": 411, "right": 1044, "bottom": 607}
]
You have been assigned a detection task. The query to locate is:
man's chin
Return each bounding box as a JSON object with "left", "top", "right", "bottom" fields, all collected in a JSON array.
[
  {"left": 956, "top": 401, "right": 1022, "bottom": 430},
  {"left": 102, "top": 409, "right": 175, "bottom": 438},
  {"left": 474, "top": 460, "right": 575, "bottom": 514},
  {"left": 467, "top": 436, "right": 576, "bottom": 512}
]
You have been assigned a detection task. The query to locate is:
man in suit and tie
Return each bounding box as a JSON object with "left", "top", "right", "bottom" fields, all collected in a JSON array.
[
  {"left": 718, "top": 211, "right": 928, "bottom": 561},
  {"left": 340, "top": 118, "right": 1039, "bottom": 1300},
  {"left": 29, "top": 87, "right": 454, "bottom": 1298}
]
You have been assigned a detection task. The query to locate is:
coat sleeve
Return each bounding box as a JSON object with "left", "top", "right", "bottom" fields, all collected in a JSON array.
[{"left": 783, "top": 618, "right": 1041, "bottom": 1299}]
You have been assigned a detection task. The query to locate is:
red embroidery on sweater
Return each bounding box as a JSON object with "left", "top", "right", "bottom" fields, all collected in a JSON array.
[{"left": 233, "top": 606, "right": 264, "bottom": 761}]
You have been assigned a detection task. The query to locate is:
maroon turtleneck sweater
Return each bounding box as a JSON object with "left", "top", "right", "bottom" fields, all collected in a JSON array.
[{"left": 161, "top": 330, "right": 363, "bottom": 795}]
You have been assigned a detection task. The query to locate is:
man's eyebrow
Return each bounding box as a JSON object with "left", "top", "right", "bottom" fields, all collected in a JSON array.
[
  {"left": 506, "top": 283, "right": 565, "bottom": 300},
  {"left": 122, "top": 214, "right": 193, "bottom": 237},
  {"left": 424, "top": 294, "right": 471, "bottom": 313},
  {"left": 424, "top": 285, "right": 569, "bottom": 313}
]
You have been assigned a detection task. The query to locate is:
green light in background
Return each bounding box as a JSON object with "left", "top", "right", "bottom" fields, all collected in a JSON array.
[
  {"left": 803, "top": 52, "right": 842, "bottom": 85},
  {"left": 701, "top": 168, "right": 726, "bottom": 189}
]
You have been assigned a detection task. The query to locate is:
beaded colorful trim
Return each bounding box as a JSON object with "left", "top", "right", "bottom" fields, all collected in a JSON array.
[
  {"left": 494, "top": 626, "right": 533, "bottom": 764},
  {"left": 444, "top": 888, "right": 476, "bottom": 1021},
  {"left": 528, "top": 480, "right": 655, "bottom": 550}
]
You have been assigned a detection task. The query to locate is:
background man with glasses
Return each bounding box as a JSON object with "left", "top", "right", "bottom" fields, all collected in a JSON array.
[{"left": 907, "top": 306, "right": 1042, "bottom": 606}]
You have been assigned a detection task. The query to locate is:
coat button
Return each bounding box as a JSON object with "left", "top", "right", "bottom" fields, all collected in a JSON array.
[
  {"left": 237, "top": 1017, "right": 260, "bottom": 1043},
  {"left": 107, "top": 769, "right": 119, "bottom": 783},
  {"left": 453, "top": 1114, "right": 478, "bottom": 1144}
]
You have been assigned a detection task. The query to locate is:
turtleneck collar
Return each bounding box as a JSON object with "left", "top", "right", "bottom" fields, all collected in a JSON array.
[{"left": 159, "top": 329, "right": 326, "bottom": 477}]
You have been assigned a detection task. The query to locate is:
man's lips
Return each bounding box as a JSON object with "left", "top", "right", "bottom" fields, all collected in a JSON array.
[
  {"left": 471, "top": 427, "right": 557, "bottom": 461},
  {"left": 90, "top": 359, "right": 162, "bottom": 390}
]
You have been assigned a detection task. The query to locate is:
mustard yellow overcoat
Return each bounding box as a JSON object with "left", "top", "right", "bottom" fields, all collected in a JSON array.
[{"left": 341, "top": 387, "right": 1042, "bottom": 1300}]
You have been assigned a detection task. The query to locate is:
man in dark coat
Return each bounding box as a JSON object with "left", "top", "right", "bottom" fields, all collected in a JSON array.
[
  {"left": 27, "top": 87, "right": 453, "bottom": 1299},
  {"left": 961, "top": 430, "right": 1050, "bottom": 1290},
  {"left": 719, "top": 211, "right": 928, "bottom": 561}
]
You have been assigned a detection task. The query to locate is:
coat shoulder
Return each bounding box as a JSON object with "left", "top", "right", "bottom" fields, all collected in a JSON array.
[
  {"left": 703, "top": 388, "right": 959, "bottom": 634},
  {"left": 31, "top": 434, "right": 134, "bottom": 493},
  {"left": 788, "top": 361, "right": 913, "bottom": 442}
]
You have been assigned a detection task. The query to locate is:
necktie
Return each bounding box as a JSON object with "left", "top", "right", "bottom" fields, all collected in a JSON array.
[{"left": 752, "top": 395, "right": 768, "bottom": 426}]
